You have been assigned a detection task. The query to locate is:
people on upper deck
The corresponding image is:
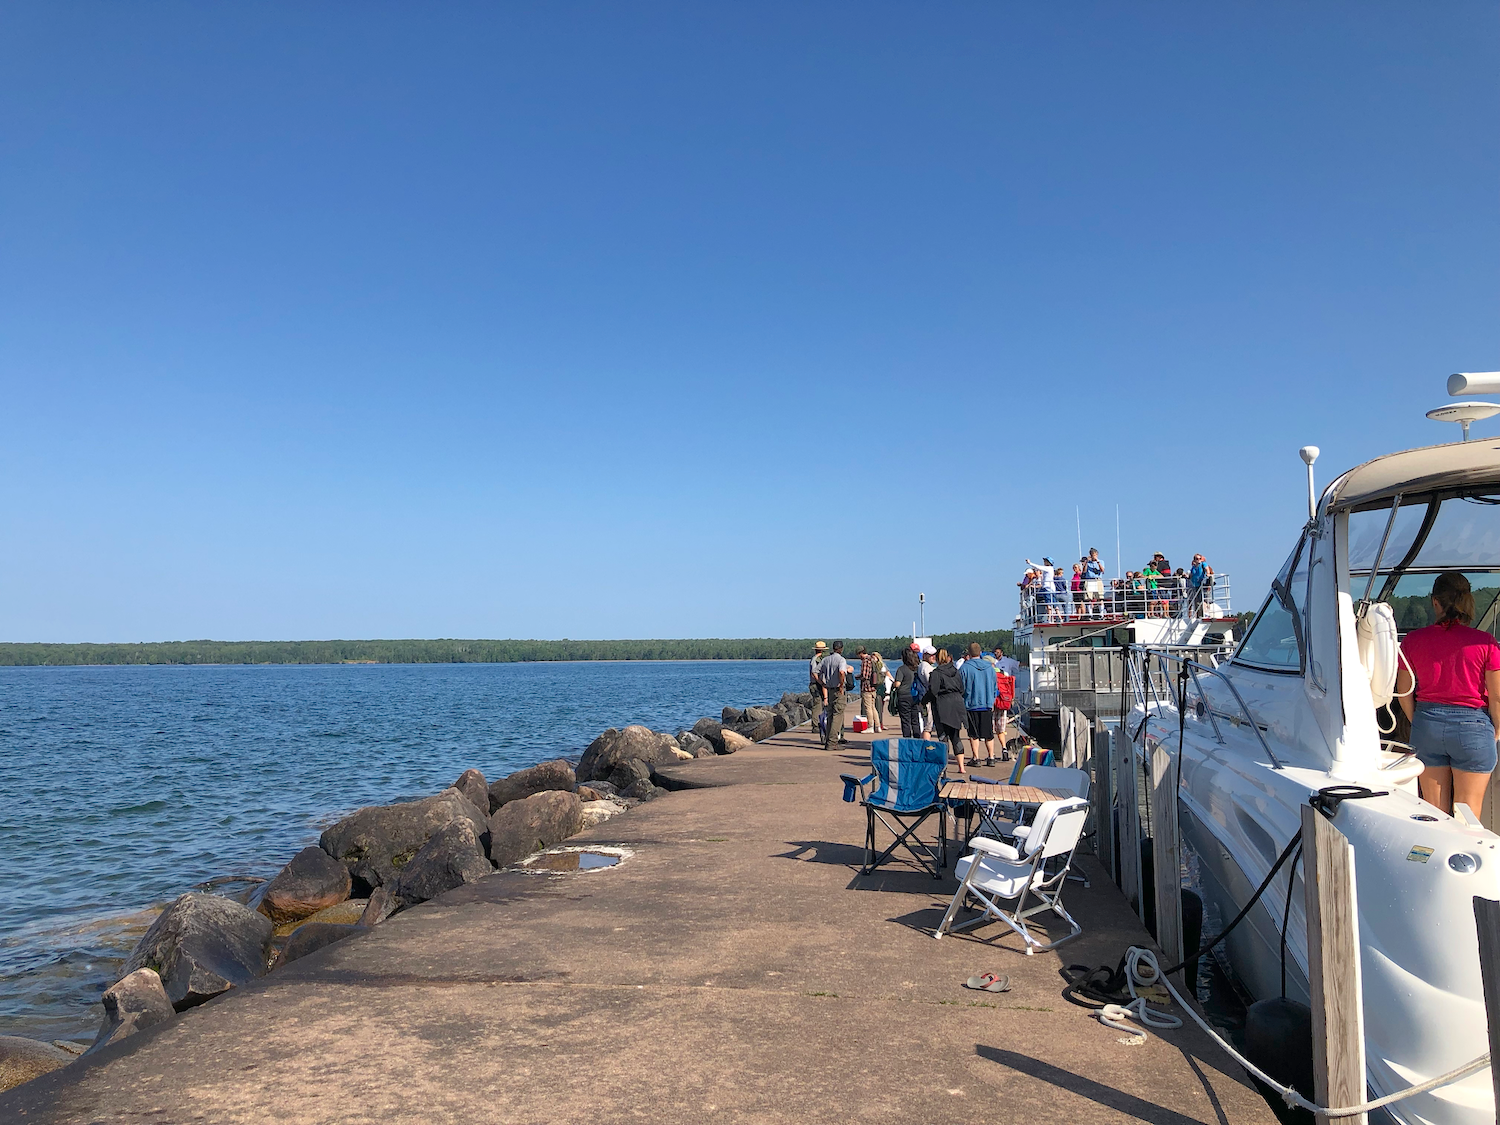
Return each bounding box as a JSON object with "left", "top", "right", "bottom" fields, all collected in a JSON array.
[{"left": 1395, "top": 571, "right": 1499, "bottom": 816}]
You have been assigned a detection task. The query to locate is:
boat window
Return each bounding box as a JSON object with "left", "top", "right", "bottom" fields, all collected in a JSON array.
[
  {"left": 1382, "top": 570, "right": 1500, "bottom": 641},
  {"left": 1347, "top": 503, "right": 1427, "bottom": 573},
  {"left": 1233, "top": 592, "right": 1303, "bottom": 671},
  {"left": 1409, "top": 495, "right": 1500, "bottom": 569}
]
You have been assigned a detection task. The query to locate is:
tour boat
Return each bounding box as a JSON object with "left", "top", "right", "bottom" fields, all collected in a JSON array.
[{"left": 1135, "top": 439, "right": 1500, "bottom": 1125}]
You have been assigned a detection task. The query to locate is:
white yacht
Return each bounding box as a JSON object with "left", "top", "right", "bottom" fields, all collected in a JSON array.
[{"left": 1135, "top": 440, "right": 1500, "bottom": 1125}]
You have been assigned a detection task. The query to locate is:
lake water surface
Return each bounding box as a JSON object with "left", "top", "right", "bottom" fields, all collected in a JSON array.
[{"left": 0, "top": 660, "right": 804, "bottom": 1043}]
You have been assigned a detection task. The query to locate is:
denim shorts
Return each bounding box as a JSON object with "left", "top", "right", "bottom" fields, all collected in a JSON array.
[{"left": 1410, "top": 702, "right": 1498, "bottom": 773}]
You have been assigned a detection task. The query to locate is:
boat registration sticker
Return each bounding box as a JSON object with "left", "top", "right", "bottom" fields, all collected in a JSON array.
[{"left": 1407, "top": 846, "right": 1434, "bottom": 864}]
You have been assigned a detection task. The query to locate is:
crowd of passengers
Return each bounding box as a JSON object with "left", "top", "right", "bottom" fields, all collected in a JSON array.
[{"left": 1017, "top": 548, "right": 1216, "bottom": 621}]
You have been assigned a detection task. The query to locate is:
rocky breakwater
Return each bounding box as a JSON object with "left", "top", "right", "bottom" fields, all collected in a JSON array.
[{"left": 0, "top": 688, "right": 818, "bottom": 1094}]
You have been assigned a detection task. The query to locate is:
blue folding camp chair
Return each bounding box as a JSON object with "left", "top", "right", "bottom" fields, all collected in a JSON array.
[{"left": 840, "top": 738, "right": 948, "bottom": 879}]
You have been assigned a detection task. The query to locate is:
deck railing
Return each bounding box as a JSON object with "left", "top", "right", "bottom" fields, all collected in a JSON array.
[{"left": 1017, "top": 574, "right": 1232, "bottom": 629}]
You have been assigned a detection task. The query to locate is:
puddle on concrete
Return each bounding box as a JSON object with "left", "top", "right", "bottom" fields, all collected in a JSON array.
[{"left": 520, "top": 846, "right": 632, "bottom": 873}]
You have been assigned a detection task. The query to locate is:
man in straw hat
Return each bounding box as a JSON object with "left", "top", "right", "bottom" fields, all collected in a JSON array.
[{"left": 809, "top": 642, "right": 827, "bottom": 725}]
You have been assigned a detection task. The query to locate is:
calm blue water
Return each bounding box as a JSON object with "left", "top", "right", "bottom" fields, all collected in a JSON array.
[{"left": 0, "top": 660, "right": 804, "bottom": 1042}]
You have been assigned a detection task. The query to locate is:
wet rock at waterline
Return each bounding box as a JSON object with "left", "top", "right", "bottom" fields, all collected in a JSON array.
[
  {"left": 734, "top": 717, "right": 776, "bottom": 742},
  {"left": 576, "top": 726, "right": 688, "bottom": 782},
  {"left": 260, "top": 846, "right": 352, "bottom": 925},
  {"left": 319, "top": 788, "right": 487, "bottom": 888},
  {"left": 452, "top": 768, "right": 489, "bottom": 815},
  {"left": 86, "top": 968, "right": 174, "bottom": 1055},
  {"left": 719, "top": 728, "right": 753, "bottom": 754},
  {"left": 742, "top": 706, "right": 776, "bottom": 723},
  {"left": 487, "top": 759, "right": 575, "bottom": 812},
  {"left": 0, "top": 1036, "right": 74, "bottom": 1093},
  {"left": 488, "top": 790, "right": 585, "bottom": 868},
  {"left": 121, "top": 893, "right": 272, "bottom": 1010},
  {"left": 720, "top": 705, "right": 744, "bottom": 725},
  {"left": 394, "top": 819, "right": 493, "bottom": 904},
  {"left": 276, "top": 922, "right": 364, "bottom": 968},
  {"left": 273, "top": 898, "right": 369, "bottom": 937},
  {"left": 676, "top": 730, "right": 717, "bottom": 758}
]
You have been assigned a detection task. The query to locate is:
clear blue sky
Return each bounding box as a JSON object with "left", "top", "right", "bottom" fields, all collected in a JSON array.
[{"left": 2, "top": 3, "right": 1496, "bottom": 643}]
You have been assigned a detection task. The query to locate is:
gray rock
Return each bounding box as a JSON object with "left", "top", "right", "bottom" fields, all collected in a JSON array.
[
  {"left": 678, "top": 731, "right": 716, "bottom": 758},
  {"left": 122, "top": 893, "right": 272, "bottom": 1010},
  {"left": 260, "top": 847, "right": 352, "bottom": 925},
  {"left": 394, "top": 819, "right": 493, "bottom": 904},
  {"left": 86, "top": 968, "right": 173, "bottom": 1056},
  {"left": 486, "top": 759, "right": 575, "bottom": 812},
  {"left": 488, "top": 790, "right": 584, "bottom": 868},
  {"left": 606, "top": 759, "right": 652, "bottom": 791},
  {"left": 779, "top": 692, "right": 800, "bottom": 708},
  {"left": 720, "top": 705, "right": 744, "bottom": 725},
  {"left": 0, "top": 1036, "right": 72, "bottom": 1093},
  {"left": 319, "top": 787, "right": 487, "bottom": 888},
  {"left": 773, "top": 712, "right": 791, "bottom": 734},
  {"left": 276, "top": 922, "right": 363, "bottom": 967},
  {"left": 743, "top": 706, "right": 776, "bottom": 723},
  {"left": 794, "top": 691, "right": 816, "bottom": 708},
  {"left": 619, "top": 778, "right": 667, "bottom": 801},
  {"left": 359, "top": 885, "right": 398, "bottom": 927},
  {"left": 582, "top": 779, "right": 618, "bottom": 797},
  {"left": 575, "top": 726, "right": 682, "bottom": 783},
  {"left": 452, "top": 768, "right": 489, "bottom": 813},
  {"left": 735, "top": 717, "right": 776, "bottom": 742},
  {"left": 691, "top": 718, "right": 726, "bottom": 753}
]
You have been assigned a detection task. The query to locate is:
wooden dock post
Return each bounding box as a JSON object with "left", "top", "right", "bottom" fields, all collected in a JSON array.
[
  {"left": 1302, "top": 805, "right": 1366, "bottom": 1125},
  {"left": 1474, "top": 896, "right": 1500, "bottom": 1125},
  {"left": 1149, "top": 734, "right": 1184, "bottom": 989},
  {"left": 1094, "top": 727, "right": 1115, "bottom": 881}
]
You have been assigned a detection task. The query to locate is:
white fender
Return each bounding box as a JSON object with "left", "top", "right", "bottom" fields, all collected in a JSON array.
[{"left": 1356, "top": 601, "right": 1399, "bottom": 709}]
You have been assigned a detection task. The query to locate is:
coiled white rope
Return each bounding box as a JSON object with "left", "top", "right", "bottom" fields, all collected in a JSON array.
[{"left": 1108, "top": 947, "right": 1492, "bottom": 1118}]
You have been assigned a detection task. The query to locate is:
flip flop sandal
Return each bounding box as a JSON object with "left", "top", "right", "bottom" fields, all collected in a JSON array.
[{"left": 964, "top": 973, "right": 1012, "bottom": 993}]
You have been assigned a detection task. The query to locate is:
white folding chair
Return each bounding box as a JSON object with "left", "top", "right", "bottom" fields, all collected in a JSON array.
[
  {"left": 976, "top": 765, "right": 1090, "bottom": 842},
  {"left": 933, "top": 798, "right": 1089, "bottom": 953}
]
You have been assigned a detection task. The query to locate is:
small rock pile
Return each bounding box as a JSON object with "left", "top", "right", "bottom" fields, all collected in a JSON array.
[{"left": 0, "top": 689, "right": 817, "bottom": 1093}]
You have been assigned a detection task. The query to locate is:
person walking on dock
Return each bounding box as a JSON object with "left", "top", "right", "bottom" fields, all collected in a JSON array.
[
  {"left": 928, "top": 649, "right": 968, "bottom": 775},
  {"left": 808, "top": 641, "right": 826, "bottom": 717},
  {"left": 893, "top": 648, "right": 922, "bottom": 737},
  {"left": 960, "top": 642, "right": 998, "bottom": 766},
  {"left": 920, "top": 645, "right": 938, "bottom": 736},
  {"left": 818, "top": 641, "right": 851, "bottom": 750},
  {"left": 855, "top": 647, "right": 884, "bottom": 733}
]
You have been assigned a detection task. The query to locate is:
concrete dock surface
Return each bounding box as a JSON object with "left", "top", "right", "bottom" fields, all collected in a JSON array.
[{"left": 3, "top": 717, "right": 1276, "bottom": 1124}]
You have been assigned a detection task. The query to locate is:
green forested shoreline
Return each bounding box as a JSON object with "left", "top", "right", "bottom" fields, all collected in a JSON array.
[{"left": 0, "top": 631, "right": 1015, "bottom": 667}]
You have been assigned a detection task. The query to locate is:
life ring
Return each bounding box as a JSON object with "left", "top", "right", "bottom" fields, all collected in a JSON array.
[{"left": 1356, "top": 601, "right": 1399, "bottom": 709}]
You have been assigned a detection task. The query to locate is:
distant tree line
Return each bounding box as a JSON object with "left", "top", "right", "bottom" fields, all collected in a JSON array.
[{"left": 0, "top": 630, "right": 1016, "bottom": 667}]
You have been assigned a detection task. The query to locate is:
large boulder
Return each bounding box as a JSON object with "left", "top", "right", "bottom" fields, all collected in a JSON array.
[
  {"left": 394, "top": 820, "right": 493, "bottom": 904},
  {"left": 260, "top": 847, "right": 352, "bottom": 925},
  {"left": 794, "top": 692, "right": 816, "bottom": 708},
  {"left": 735, "top": 717, "right": 776, "bottom": 742},
  {"left": 578, "top": 798, "right": 628, "bottom": 829},
  {"left": 359, "top": 885, "right": 398, "bottom": 927},
  {"left": 319, "top": 788, "right": 487, "bottom": 888},
  {"left": 486, "top": 759, "right": 575, "bottom": 812},
  {"left": 488, "top": 790, "right": 584, "bottom": 868},
  {"left": 720, "top": 729, "right": 753, "bottom": 755},
  {"left": 677, "top": 731, "right": 716, "bottom": 759},
  {"left": 86, "top": 969, "right": 173, "bottom": 1056},
  {"left": 691, "top": 718, "right": 726, "bottom": 754},
  {"left": 575, "top": 726, "right": 682, "bottom": 783},
  {"left": 276, "top": 923, "right": 363, "bottom": 968},
  {"left": 452, "top": 768, "right": 489, "bottom": 813},
  {"left": 0, "top": 1036, "right": 72, "bottom": 1093},
  {"left": 121, "top": 893, "right": 272, "bottom": 1010},
  {"left": 772, "top": 712, "right": 791, "bottom": 734},
  {"left": 720, "top": 706, "right": 744, "bottom": 725},
  {"left": 606, "top": 759, "right": 652, "bottom": 791},
  {"left": 619, "top": 778, "right": 666, "bottom": 801},
  {"left": 743, "top": 706, "right": 776, "bottom": 723}
]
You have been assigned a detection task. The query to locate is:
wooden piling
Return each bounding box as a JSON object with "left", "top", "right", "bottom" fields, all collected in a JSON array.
[
  {"left": 1117, "top": 726, "right": 1143, "bottom": 919},
  {"left": 1149, "top": 734, "right": 1184, "bottom": 988},
  {"left": 1302, "top": 805, "right": 1366, "bottom": 1125},
  {"left": 1474, "top": 896, "right": 1500, "bottom": 1125}
]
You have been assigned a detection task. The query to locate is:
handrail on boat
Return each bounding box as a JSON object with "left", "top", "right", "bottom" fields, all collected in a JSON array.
[{"left": 1127, "top": 644, "right": 1284, "bottom": 770}]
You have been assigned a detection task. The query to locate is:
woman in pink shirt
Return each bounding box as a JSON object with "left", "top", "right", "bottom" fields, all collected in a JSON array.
[{"left": 1395, "top": 572, "right": 1500, "bottom": 815}]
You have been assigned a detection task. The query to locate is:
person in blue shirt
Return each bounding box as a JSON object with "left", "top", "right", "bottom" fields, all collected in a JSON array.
[
  {"left": 1189, "top": 554, "right": 1212, "bottom": 612},
  {"left": 1082, "top": 548, "right": 1105, "bottom": 618},
  {"left": 960, "top": 642, "right": 999, "bottom": 766}
]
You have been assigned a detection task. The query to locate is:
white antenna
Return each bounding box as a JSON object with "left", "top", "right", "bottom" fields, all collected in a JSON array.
[
  {"left": 1448, "top": 372, "right": 1500, "bottom": 396},
  {"left": 1075, "top": 506, "right": 1082, "bottom": 560},
  {"left": 1426, "top": 401, "right": 1500, "bottom": 442},
  {"left": 1115, "top": 505, "right": 1121, "bottom": 580},
  {"left": 1299, "top": 446, "right": 1319, "bottom": 520}
]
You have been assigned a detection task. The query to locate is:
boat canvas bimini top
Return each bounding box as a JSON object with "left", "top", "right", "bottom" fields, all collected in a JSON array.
[{"left": 1135, "top": 438, "right": 1500, "bottom": 1125}]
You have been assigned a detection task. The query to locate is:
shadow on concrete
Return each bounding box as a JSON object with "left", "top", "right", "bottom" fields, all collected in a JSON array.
[
  {"left": 774, "top": 840, "right": 867, "bottom": 867},
  {"left": 977, "top": 1045, "right": 1214, "bottom": 1125}
]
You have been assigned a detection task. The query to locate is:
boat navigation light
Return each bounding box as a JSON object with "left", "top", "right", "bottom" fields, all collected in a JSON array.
[
  {"left": 1299, "top": 446, "right": 1319, "bottom": 520},
  {"left": 1425, "top": 401, "right": 1500, "bottom": 442},
  {"left": 1447, "top": 371, "right": 1500, "bottom": 396}
]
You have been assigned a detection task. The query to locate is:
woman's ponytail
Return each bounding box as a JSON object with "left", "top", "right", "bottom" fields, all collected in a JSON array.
[{"left": 1432, "top": 571, "right": 1475, "bottom": 625}]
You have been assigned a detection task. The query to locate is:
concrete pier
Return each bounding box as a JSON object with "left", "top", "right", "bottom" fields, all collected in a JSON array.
[{"left": 3, "top": 718, "right": 1275, "bottom": 1124}]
